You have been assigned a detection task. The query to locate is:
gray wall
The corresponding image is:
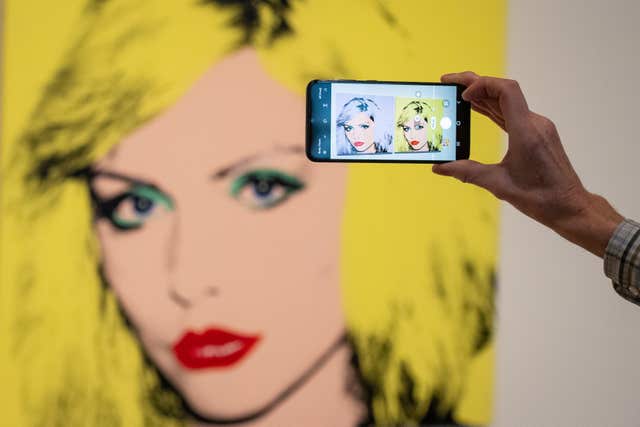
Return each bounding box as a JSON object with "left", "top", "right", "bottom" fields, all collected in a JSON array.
[{"left": 496, "top": 1, "right": 640, "bottom": 425}]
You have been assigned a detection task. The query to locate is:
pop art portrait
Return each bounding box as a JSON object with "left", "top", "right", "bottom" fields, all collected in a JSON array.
[
  {"left": 334, "top": 95, "right": 394, "bottom": 155},
  {"left": 0, "top": 0, "right": 506, "bottom": 425},
  {"left": 395, "top": 98, "right": 445, "bottom": 153}
]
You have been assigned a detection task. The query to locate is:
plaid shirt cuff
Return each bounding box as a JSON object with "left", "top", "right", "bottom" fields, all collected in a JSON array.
[{"left": 604, "top": 219, "right": 640, "bottom": 305}]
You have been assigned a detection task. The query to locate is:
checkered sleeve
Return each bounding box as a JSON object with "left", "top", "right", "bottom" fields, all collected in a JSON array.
[{"left": 604, "top": 219, "right": 640, "bottom": 305}]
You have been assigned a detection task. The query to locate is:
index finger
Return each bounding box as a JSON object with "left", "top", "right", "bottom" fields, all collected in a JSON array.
[
  {"left": 443, "top": 73, "right": 530, "bottom": 130},
  {"left": 441, "top": 71, "right": 480, "bottom": 87},
  {"left": 463, "top": 76, "right": 529, "bottom": 129}
]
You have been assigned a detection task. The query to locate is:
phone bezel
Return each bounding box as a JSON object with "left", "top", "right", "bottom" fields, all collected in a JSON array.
[{"left": 306, "top": 79, "right": 470, "bottom": 164}]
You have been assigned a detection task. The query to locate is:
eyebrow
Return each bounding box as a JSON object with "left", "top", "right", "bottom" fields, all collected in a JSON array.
[
  {"left": 90, "top": 145, "right": 304, "bottom": 185},
  {"left": 212, "top": 145, "right": 304, "bottom": 179},
  {"left": 89, "top": 170, "right": 152, "bottom": 186}
]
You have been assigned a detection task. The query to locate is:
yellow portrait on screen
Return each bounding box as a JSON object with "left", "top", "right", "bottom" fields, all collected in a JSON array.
[
  {"left": 0, "top": 0, "right": 505, "bottom": 425},
  {"left": 394, "top": 97, "right": 445, "bottom": 153}
]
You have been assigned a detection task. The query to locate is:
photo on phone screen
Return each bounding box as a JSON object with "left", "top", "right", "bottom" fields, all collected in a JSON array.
[{"left": 306, "top": 80, "right": 470, "bottom": 163}]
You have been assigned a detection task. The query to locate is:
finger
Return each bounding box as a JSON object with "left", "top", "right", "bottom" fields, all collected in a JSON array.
[
  {"left": 432, "top": 160, "right": 502, "bottom": 193},
  {"left": 462, "top": 77, "right": 529, "bottom": 128},
  {"left": 441, "top": 72, "right": 505, "bottom": 128},
  {"left": 462, "top": 96, "right": 506, "bottom": 129},
  {"left": 471, "top": 101, "right": 506, "bottom": 130},
  {"left": 441, "top": 71, "right": 479, "bottom": 87}
]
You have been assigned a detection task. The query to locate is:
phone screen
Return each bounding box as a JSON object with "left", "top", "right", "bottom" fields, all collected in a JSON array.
[{"left": 306, "top": 80, "right": 469, "bottom": 163}]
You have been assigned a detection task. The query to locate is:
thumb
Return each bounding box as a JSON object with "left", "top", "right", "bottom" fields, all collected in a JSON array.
[{"left": 432, "top": 160, "right": 500, "bottom": 191}]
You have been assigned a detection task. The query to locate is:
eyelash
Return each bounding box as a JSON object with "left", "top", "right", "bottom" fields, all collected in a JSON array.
[
  {"left": 230, "top": 169, "right": 305, "bottom": 210},
  {"left": 402, "top": 124, "right": 425, "bottom": 132},
  {"left": 344, "top": 124, "right": 370, "bottom": 132},
  {"left": 92, "top": 169, "right": 305, "bottom": 231},
  {"left": 93, "top": 185, "right": 174, "bottom": 231}
]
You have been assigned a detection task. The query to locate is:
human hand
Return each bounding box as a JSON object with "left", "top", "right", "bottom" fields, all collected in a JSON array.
[{"left": 432, "top": 72, "right": 623, "bottom": 257}]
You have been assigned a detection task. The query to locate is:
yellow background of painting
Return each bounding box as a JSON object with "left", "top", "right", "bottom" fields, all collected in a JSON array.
[
  {"left": 1, "top": 0, "right": 505, "bottom": 425},
  {"left": 1, "top": 2, "right": 95, "bottom": 424}
]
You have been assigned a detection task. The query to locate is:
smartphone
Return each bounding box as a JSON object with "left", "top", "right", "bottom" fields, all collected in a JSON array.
[{"left": 306, "top": 79, "right": 470, "bottom": 163}]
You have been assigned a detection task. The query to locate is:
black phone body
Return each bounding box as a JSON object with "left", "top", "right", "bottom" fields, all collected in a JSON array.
[{"left": 306, "top": 79, "right": 470, "bottom": 163}]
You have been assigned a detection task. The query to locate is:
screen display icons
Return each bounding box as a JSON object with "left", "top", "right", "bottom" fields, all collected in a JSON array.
[
  {"left": 308, "top": 82, "right": 458, "bottom": 161},
  {"left": 441, "top": 117, "right": 452, "bottom": 129}
]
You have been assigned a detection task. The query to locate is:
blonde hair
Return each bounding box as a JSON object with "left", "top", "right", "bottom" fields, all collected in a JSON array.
[
  {"left": 394, "top": 99, "right": 443, "bottom": 153},
  {"left": 2, "top": 0, "right": 505, "bottom": 425}
]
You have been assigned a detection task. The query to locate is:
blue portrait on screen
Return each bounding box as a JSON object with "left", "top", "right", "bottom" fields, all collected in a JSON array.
[{"left": 336, "top": 97, "right": 393, "bottom": 155}]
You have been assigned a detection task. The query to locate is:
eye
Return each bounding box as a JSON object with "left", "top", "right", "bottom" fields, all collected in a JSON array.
[
  {"left": 415, "top": 124, "right": 424, "bottom": 130},
  {"left": 402, "top": 126, "right": 410, "bottom": 132},
  {"left": 360, "top": 124, "right": 370, "bottom": 129},
  {"left": 230, "top": 169, "right": 305, "bottom": 210},
  {"left": 343, "top": 125, "right": 353, "bottom": 132},
  {"left": 96, "top": 185, "right": 174, "bottom": 230}
]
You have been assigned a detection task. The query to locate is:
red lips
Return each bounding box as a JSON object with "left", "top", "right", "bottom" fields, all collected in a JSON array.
[
  {"left": 173, "top": 328, "right": 261, "bottom": 369},
  {"left": 353, "top": 141, "right": 365, "bottom": 147},
  {"left": 410, "top": 140, "right": 420, "bottom": 146}
]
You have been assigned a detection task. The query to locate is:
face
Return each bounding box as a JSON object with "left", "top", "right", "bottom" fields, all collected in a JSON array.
[
  {"left": 401, "top": 116, "right": 429, "bottom": 151},
  {"left": 343, "top": 112, "right": 375, "bottom": 153},
  {"left": 91, "top": 49, "right": 347, "bottom": 420}
]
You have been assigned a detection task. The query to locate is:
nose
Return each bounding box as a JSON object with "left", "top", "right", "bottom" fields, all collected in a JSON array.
[
  {"left": 169, "top": 286, "right": 218, "bottom": 308},
  {"left": 167, "top": 203, "right": 221, "bottom": 308}
]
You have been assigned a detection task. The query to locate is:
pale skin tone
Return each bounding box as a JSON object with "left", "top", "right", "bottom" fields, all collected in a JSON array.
[
  {"left": 90, "top": 49, "right": 364, "bottom": 427},
  {"left": 343, "top": 112, "right": 376, "bottom": 153},
  {"left": 433, "top": 71, "right": 624, "bottom": 258},
  {"left": 401, "top": 116, "right": 430, "bottom": 151}
]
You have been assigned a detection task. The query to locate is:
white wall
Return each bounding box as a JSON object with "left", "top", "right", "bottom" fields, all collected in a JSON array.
[{"left": 496, "top": 1, "right": 640, "bottom": 425}]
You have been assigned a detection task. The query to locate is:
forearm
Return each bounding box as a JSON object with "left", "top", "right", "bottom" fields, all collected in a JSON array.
[
  {"left": 548, "top": 191, "right": 640, "bottom": 306},
  {"left": 550, "top": 192, "right": 624, "bottom": 258},
  {"left": 437, "top": 72, "right": 640, "bottom": 307}
]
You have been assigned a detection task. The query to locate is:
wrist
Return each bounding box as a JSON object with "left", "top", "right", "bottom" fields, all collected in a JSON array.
[{"left": 551, "top": 191, "right": 624, "bottom": 258}]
